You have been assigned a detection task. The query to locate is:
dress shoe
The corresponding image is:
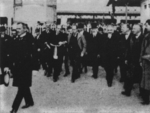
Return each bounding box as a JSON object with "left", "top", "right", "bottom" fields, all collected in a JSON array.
[
  {"left": 10, "top": 109, "right": 17, "bottom": 113},
  {"left": 53, "top": 79, "right": 58, "bottom": 82},
  {"left": 141, "top": 101, "right": 149, "bottom": 105},
  {"left": 71, "top": 78, "right": 76, "bottom": 83},
  {"left": 64, "top": 72, "right": 70, "bottom": 77},
  {"left": 121, "top": 91, "right": 131, "bottom": 97},
  {"left": 107, "top": 83, "right": 112, "bottom": 87},
  {"left": 92, "top": 75, "right": 97, "bottom": 79},
  {"left": 22, "top": 103, "right": 34, "bottom": 109},
  {"left": 119, "top": 78, "right": 124, "bottom": 83}
]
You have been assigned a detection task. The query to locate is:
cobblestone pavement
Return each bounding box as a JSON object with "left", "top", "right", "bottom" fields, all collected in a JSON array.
[{"left": 0, "top": 67, "right": 150, "bottom": 113}]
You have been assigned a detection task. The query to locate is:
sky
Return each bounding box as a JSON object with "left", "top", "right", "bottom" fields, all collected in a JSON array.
[{"left": 0, "top": 0, "right": 111, "bottom": 17}]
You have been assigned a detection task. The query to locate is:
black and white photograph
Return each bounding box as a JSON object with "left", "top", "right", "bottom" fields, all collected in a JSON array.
[{"left": 0, "top": 0, "right": 150, "bottom": 113}]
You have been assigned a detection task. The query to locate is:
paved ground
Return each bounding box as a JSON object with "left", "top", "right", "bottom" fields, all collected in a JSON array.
[{"left": 0, "top": 66, "right": 150, "bottom": 113}]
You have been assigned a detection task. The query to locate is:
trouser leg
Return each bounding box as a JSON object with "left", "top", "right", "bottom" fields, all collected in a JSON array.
[
  {"left": 92, "top": 64, "right": 98, "bottom": 78},
  {"left": 141, "top": 89, "right": 149, "bottom": 104},
  {"left": 24, "top": 87, "right": 34, "bottom": 105},
  {"left": 119, "top": 61, "right": 127, "bottom": 82},
  {"left": 12, "top": 87, "right": 24, "bottom": 112},
  {"left": 64, "top": 55, "right": 70, "bottom": 74},
  {"left": 53, "top": 59, "right": 62, "bottom": 81},
  {"left": 123, "top": 71, "right": 133, "bottom": 95},
  {"left": 105, "top": 67, "right": 114, "bottom": 86}
]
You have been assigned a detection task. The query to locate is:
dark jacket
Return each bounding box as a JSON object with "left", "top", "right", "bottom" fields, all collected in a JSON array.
[
  {"left": 117, "top": 32, "right": 133, "bottom": 61},
  {"left": 1, "top": 34, "right": 13, "bottom": 68},
  {"left": 12, "top": 32, "right": 34, "bottom": 87},
  {"left": 101, "top": 32, "right": 120, "bottom": 68},
  {"left": 140, "top": 33, "right": 150, "bottom": 90},
  {"left": 69, "top": 31, "right": 87, "bottom": 55}
]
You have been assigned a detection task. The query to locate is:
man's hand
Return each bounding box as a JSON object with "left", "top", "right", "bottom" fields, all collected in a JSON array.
[
  {"left": 140, "top": 63, "right": 142, "bottom": 67},
  {"left": 59, "top": 41, "right": 67, "bottom": 46},
  {"left": 37, "top": 48, "right": 41, "bottom": 52},
  {"left": 81, "top": 52, "right": 84, "bottom": 57},
  {"left": 4, "top": 67, "right": 10, "bottom": 73},
  {"left": 45, "top": 42, "right": 51, "bottom": 49},
  {"left": 125, "top": 60, "right": 128, "bottom": 64}
]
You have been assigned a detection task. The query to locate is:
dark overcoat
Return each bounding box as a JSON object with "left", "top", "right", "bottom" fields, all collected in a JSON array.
[
  {"left": 12, "top": 32, "right": 34, "bottom": 87},
  {"left": 101, "top": 32, "right": 119, "bottom": 68},
  {"left": 140, "top": 33, "right": 150, "bottom": 90}
]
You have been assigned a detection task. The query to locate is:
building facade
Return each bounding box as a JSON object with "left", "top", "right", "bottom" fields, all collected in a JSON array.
[{"left": 141, "top": 0, "right": 150, "bottom": 23}]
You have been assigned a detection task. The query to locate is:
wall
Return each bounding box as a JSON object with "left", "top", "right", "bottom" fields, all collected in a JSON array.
[{"left": 141, "top": 0, "right": 150, "bottom": 23}]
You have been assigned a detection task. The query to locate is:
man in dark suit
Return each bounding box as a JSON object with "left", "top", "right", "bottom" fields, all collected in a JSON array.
[
  {"left": 102, "top": 25, "right": 119, "bottom": 87},
  {"left": 140, "top": 19, "right": 150, "bottom": 105},
  {"left": 0, "top": 26, "right": 13, "bottom": 85},
  {"left": 50, "top": 25, "right": 67, "bottom": 82},
  {"left": 32, "top": 28, "right": 43, "bottom": 70},
  {"left": 86, "top": 23, "right": 102, "bottom": 79},
  {"left": 121, "top": 24, "right": 144, "bottom": 97},
  {"left": 40, "top": 23, "right": 55, "bottom": 77},
  {"left": 68, "top": 25, "right": 87, "bottom": 83},
  {"left": 10, "top": 23, "right": 34, "bottom": 113},
  {"left": 63, "top": 26, "right": 73, "bottom": 77},
  {"left": 117, "top": 24, "right": 132, "bottom": 83},
  {"left": 60, "top": 27, "right": 71, "bottom": 77}
]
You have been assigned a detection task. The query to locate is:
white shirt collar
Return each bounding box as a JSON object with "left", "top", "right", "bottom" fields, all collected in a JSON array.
[
  {"left": 135, "top": 32, "right": 141, "bottom": 39},
  {"left": 125, "top": 31, "right": 131, "bottom": 40},
  {"left": 20, "top": 32, "right": 26, "bottom": 38}
]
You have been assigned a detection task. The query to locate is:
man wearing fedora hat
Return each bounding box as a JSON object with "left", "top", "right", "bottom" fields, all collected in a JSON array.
[{"left": 86, "top": 23, "right": 104, "bottom": 79}]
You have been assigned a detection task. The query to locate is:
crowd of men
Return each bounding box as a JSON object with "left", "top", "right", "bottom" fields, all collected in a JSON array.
[{"left": 1, "top": 19, "right": 150, "bottom": 113}]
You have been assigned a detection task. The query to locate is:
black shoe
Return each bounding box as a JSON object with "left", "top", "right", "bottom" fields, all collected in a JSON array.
[
  {"left": 47, "top": 73, "right": 52, "bottom": 77},
  {"left": 141, "top": 101, "right": 149, "bottom": 105},
  {"left": 64, "top": 72, "right": 70, "bottom": 77},
  {"left": 71, "top": 78, "right": 76, "bottom": 83},
  {"left": 121, "top": 91, "right": 131, "bottom": 97},
  {"left": 53, "top": 78, "right": 58, "bottom": 82},
  {"left": 44, "top": 71, "right": 48, "bottom": 76},
  {"left": 21, "top": 103, "right": 34, "bottom": 109},
  {"left": 92, "top": 75, "right": 97, "bottom": 79},
  {"left": 10, "top": 109, "right": 17, "bottom": 113},
  {"left": 119, "top": 78, "right": 124, "bottom": 83},
  {"left": 84, "top": 67, "right": 87, "bottom": 73},
  {"left": 107, "top": 82, "right": 112, "bottom": 87}
]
